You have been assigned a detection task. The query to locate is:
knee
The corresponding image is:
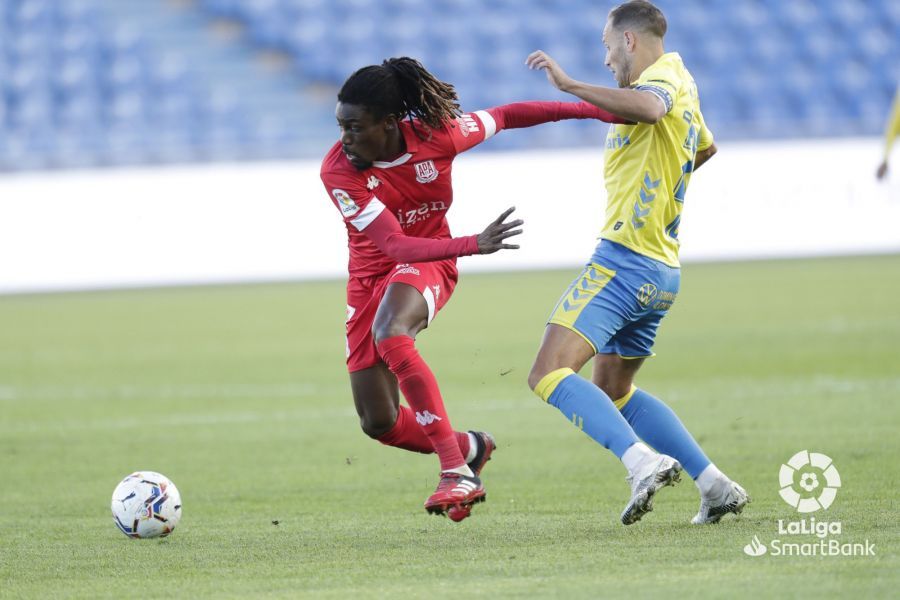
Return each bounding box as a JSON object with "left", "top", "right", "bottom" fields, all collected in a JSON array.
[
  {"left": 595, "top": 373, "right": 631, "bottom": 402},
  {"left": 372, "top": 321, "right": 402, "bottom": 346},
  {"left": 372, "top": 318, "right": 424, "bottom": 346},
  {"left": 359, "top": 414, "right": 394, "bottom": 439},
  {"left": 528, "top": 326, "right": 594, "bottom": 392},
  {"left": 528, "top": 347, "right": 564, "bottom": 390},
  {"left": 527, "top": 364, "right": 550, "bottom": 391}
]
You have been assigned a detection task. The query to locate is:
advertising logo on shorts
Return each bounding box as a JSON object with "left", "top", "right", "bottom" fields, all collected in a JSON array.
[
  {"left": 778, "top": 450, "right": 841, "bottom": 513},
  {"left": 332, "top": 188, "right": 360, "bottom": 217},
  {"left": 414, "top": 160, "right": 439, "bottom": 183},
  {"left": 636, "top": 283, "right": 658, "bottom": 307}
]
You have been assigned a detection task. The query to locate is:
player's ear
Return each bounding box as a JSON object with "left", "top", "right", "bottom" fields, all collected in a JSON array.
[
  {"left": 383, "top": 115, "right": 399, "bottom": 131},
  {"left": 624, "top": 30, "right": 636, "bottom": 52}
]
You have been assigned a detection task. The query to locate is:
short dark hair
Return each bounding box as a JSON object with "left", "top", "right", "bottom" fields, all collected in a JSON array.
[
  {"left": 608, "top": 1, "right": 667, "bottom": 38},
  {"left": 337, "top": 57, "right": 460, "bottom": 136}
]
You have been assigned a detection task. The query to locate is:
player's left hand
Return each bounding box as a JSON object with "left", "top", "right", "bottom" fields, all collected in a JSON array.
[
  {"left": 476, "top": 207, "right": 524, "bottom": 254},
  {"left": 526, "top": 50, "right": 574, "bottom": 92}
]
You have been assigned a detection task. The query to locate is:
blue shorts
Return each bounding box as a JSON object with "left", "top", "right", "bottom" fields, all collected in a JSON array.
[{"left": 547, "top": 240, "right": 680, "bottom": 358}]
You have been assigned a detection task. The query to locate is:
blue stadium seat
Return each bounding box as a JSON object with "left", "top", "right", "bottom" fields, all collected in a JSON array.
[{"left": 0, "top": 0, "right": 897, "bottom": 171}]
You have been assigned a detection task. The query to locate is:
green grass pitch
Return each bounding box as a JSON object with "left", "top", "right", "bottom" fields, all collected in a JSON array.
[{"left": 1, "top": 255, "right": 898, "bottom": 598}]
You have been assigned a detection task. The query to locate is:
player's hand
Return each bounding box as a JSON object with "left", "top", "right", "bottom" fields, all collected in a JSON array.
[
  {"left": 876, "top": 160, "right": 888, "bottom": 181},
  {"left": 526, "top": 50, "right": 575, "bottom": 92},
  {"left": 477, "top": 207, "right": 523, "bottom": 254}
]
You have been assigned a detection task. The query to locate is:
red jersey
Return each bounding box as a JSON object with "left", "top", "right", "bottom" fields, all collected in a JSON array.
[
  {"left": 321, "top": 102, "right": 627, "bottom": 279},
  {"left": 321, "top": 111, "right": 492, "bottom": 278}
]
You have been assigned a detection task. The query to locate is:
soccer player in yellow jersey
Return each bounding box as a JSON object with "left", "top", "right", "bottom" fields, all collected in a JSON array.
[
  {"left": 876, "top": 85, "right": 900, "bottom": 181},
  {"left": 525, "top": 0, "right": 748, "bottom": 525}
]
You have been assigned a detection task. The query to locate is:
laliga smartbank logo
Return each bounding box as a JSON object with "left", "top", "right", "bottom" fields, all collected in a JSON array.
[
  {"left": 778, "top": 450, "right": 840, "bottom": 512},
  {"left": 743, "top": 451, "right": 875, "bottom": 558}
]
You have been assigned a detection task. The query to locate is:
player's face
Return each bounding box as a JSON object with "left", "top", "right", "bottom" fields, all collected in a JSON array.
[
  {"left": 335, "top": 102, "right": 394, "bottom": 170},
  {"left": 603, "top": 22, "right": 631, "bottom": 88}
]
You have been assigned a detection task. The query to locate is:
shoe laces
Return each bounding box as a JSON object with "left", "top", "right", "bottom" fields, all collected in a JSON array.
[{"left": 435, "top": 472, "right": 463, "bottom": 491}]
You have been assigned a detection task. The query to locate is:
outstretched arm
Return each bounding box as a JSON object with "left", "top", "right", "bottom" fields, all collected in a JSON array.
[
  {"left": 525, "top": 50, "right": 665, "bottom": 124},
  {"left": 486, "top": 100, "right": 629, "bottom": 130},
  {"left": 324, "top": 169, "right": 521, "bottom": 261},
  {"left": 362, "top": 207, "right": 523, "bottom": 263},
  {"left": 449, "top": 101, "right": 628, "bottom": 154}
]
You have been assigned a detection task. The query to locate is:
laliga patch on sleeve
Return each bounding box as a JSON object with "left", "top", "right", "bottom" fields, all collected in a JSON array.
[{"left": 332, "top": 188, "right": 360, "bottom": 217}]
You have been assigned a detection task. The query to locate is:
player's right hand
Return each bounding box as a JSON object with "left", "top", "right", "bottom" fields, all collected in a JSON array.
[
  {"left": 477, "top": 207, "right": 523, "bottom": 254},
  {"left": 526, "top": 50, "right": 574, "bottom": 92}
]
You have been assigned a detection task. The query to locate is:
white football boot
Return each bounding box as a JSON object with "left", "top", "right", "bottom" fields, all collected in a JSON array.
[
  {"left": 692, "top": 480, "right": 750, "bottom": 524},
  {"left": 620, "top": 454, "right": 682, "bottom": 525}
]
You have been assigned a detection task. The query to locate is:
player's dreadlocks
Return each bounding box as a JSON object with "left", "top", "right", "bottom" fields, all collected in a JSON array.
[{"left": 338, "top": 57, "right": 461, "bottom": 138}]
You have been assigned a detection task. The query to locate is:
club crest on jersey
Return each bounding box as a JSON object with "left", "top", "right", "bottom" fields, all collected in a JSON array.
[
  {"left": 414, "top": 160, "right": 439, "bottom": 184},
  {"left": 332, "top": 188, "right": 360, "bottom": 216}
]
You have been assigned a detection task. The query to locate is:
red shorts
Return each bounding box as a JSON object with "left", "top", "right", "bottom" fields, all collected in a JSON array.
[{"left": 345, "top": 259, "right": 458, "bottom": 372}]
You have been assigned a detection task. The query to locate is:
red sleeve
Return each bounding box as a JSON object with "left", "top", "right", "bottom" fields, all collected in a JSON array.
[
  {"left": 322, "top": 158, "right": 478, "bottom": 261},
  {"left": 363, "top": 210, "right": 480, "bottom": 263},
  {"left": 321, "top": 167, "right": 377, "bottom": 225},
  {"left": 448, "top": 101, "right": 628, "bottom": 154},
  {"left": 488, "top": 101, "right": 628, "bottom": 130}
]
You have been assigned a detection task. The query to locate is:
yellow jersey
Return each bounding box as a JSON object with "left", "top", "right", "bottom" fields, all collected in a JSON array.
[{"left": 601, "top": 52, "right": 712, "bottom": 267}]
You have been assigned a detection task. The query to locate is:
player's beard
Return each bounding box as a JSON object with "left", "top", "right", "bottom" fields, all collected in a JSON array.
[{"left": 616, "top": 57, "right": 633, "bottom": 88}]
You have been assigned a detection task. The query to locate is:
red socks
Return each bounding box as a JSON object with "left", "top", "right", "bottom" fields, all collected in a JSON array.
[
  {"left": 376, "top": 335, "right": 467, "bottom": 471},
  {"left": 377, "top": 406, "right": 471, "bottom": 459}
]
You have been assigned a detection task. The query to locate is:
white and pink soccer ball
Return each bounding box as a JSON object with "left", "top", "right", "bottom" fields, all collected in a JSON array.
[{"left": 111, "top": 471, "right": 182, "bottom": 538}]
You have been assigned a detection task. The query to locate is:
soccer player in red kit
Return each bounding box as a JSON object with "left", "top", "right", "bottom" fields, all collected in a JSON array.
[{"left": 321, "top": 57, "right": 625, "bottom": 521}]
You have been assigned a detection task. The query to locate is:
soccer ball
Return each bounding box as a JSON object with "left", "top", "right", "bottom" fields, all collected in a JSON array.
[{"left": 111, "top": 471, "right": 182, "bottom": 538}]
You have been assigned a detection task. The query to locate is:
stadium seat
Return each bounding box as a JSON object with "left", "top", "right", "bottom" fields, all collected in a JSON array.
[{"left": 0, "top": 0, "right": 897, "bottom": 171}]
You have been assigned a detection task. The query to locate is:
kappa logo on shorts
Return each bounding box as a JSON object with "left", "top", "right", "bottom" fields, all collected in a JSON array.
[
  {"left": 414, "top": 160, "right": 439, "bottom": 183},
  {"left": 637, "top": 283, "right": 658, "bottom": 307},
  {"left": 415, "top": 410, "right": 443, "bottom": 426}
]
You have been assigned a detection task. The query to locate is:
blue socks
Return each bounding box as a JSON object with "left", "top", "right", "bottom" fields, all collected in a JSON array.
[
  {"left": 536, "top": 368, "right": 639, "bottom": 459},
  {"left": 618, "top": 388, "right": 711, "bottom": 479},
  {"left": 534, "top": 369, "right": 712, "bottom": 478}
]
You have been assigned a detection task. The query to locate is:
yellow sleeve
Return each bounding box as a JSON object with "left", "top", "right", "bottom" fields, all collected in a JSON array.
[
  {"left": 885, "top": 89, "right": 900, "bottom": 159},
  {"left": 696, "top": 108, "right": 714, "bottom": 152},
  {"left": 633, "top": 63, "right": 680, "bottom": 115}
]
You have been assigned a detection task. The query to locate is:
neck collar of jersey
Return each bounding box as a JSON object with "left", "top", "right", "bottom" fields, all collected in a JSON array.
[
  {"left": 630, "top": 51, "right": 681, "bottom": 87},
  {"left": 372, "top": 119, "right": 422, "bottom": 169}
]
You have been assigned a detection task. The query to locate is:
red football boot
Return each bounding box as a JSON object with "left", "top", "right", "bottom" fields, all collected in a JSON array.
[
  {"left": 446, "top": 431, "right": 496, "bottom": 522},
  {"left": 424, "top": 472, "right": 485, "bottom": 517},
  {"left": 466, "top": 431, "right": 496, "bottom": 476}
]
